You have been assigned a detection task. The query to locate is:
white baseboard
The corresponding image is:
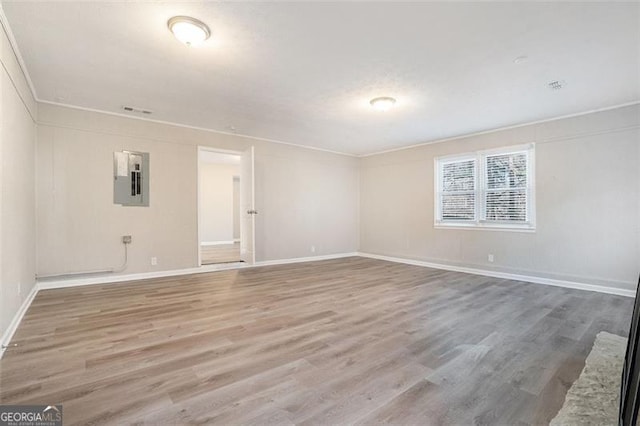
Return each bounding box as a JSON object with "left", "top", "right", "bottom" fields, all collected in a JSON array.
[
  {"left": 1, "top": 284, "right": 38, "bottom": 359},
  {"left": 38, "top": 264, "right": 245, "bottom": 290},
  {"left": 37, "top": 252, "right": 359, "bottom": 290},
  {"left": 10, "top": 250, "right": 629, "bottom": 361},
  {"left": 8, "top": 253, "right": 359, "bottom": 353},
  {"left": 256, "top": 252, "right": 359, "bottom": 267},
  {"left": 201, "top": 240, "right": 237, "bottom": 246},
  {"left": 357, "top": 252, "right": 636, "bottom": 298}
]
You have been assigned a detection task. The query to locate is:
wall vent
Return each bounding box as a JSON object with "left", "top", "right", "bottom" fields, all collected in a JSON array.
[
  {"left": 122, "top": 106, "right": 153, "bottom": 115},
  {"left": 548, "top": 80, "right": 566, "bottom": 90}
]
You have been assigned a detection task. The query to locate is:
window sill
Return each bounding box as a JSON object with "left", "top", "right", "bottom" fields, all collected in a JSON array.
[{"left": 434, "top": 222, "right": 536, "bottom": 233}]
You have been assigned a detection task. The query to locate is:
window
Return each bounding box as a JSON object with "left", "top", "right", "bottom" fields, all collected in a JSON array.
[
  {"left": 435, "top": 144, "right": 535, "bottom": 230},
  {"left": 440, "top": 158, "right": 476, "bottom": 221}
]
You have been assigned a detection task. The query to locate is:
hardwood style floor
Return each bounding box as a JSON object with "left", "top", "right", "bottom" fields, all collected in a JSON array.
[
  {"left": 0, "top": 257, "right": 633, "bottom": 425},
  {"left": 201, "top": 242, "right": 241, "bottom": 265}
]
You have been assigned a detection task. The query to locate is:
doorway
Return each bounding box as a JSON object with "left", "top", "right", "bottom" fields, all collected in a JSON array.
[
  {"left": 197, "top": 146, "right": 255, "bottom": 266},
  {"left": 198, "top": 150, "right": 241, "bottom": 264}
]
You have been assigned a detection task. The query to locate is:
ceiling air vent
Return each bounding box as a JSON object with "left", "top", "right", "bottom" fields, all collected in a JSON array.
[
  {"left": 548, "top": 80, "right": 566, "bottom": 90},
  {"left": 122, "top": 106, "right": 153, "bottom": 115}
]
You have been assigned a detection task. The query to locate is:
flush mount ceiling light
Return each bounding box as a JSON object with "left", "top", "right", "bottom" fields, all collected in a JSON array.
[
  {"left": 168, "top": 16, "right": 211, "bottom": 47},
  {"left": 370, "top": 97, "right": 396, "bottom": 112}
]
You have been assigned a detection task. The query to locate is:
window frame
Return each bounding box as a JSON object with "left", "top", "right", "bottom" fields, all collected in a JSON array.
[{"left": 434, "top": 144, "right": 535, "bottom": 232}]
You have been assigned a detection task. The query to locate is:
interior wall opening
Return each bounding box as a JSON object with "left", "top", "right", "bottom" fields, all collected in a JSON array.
[{"left": 198, "top": 149, "right": 242, "bottom": 265}]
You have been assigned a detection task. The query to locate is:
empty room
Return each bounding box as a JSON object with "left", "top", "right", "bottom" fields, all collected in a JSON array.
[{"left": 0, "top": 1, "right": 639, "bottom": 425}]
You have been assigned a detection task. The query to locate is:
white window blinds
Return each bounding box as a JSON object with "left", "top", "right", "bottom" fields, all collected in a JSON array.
[
  {"left": 440, "top": 158, "right": 476, "bottom": 221},
  {"left": 484, "top": 152, "right": 528, "bottom": 223},
  {"left": 435, "top": 145, "right": 535, "bottom": 230}
]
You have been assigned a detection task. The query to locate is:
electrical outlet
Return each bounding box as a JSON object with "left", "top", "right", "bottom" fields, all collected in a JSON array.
[
  {"left": 122, "top": 235, "right": 132, "bottom": 244},
  {"left": 310, "top": 245, "right": 316, "bottom": 253},
  {"left": 488, "top": 254, "right": 494, "bottom": 263},
  {"left": 151, "top": 257, "right": 158, "bottom": 266}
]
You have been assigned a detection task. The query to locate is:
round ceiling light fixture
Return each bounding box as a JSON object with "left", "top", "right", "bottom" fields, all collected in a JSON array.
[
  {"left": 168, "top": 16, "right": 211, "bottom": 46},
  {"left": 369, "top": 96, "right": 396, "bottom": 112}
]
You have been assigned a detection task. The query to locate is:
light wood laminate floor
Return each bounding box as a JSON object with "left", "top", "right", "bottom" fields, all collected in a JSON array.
[
  {"left": 201, "top": 243, "right": 241, "bottom": 265},
  {"left": 0, "top": 257, "right": 633, "bottom": 425}
]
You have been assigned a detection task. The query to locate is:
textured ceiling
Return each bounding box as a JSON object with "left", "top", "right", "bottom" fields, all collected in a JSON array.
[{"left": 3, "top": 1, "right": 639, "bottom": 155}]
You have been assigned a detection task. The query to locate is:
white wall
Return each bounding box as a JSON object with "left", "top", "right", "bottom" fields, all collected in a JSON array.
[
  {"left": 199, "top": 162, "right": 239, "bottom": 244},
  {"left": 35, "top": 102, "right": 640, "bottom": 292},
  {"left": 0, "top": 17, "right": 37, "bottom": 341},
  {"left": 360, "top": 104, "right": 640, "bottom": 291},
  {"left": 36, "top": 103, "right": 359, "bottom": 275}
]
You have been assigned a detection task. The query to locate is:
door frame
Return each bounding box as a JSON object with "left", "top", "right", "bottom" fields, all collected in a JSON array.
[
  {"left": 196, "top": 146, "right": 245, "bottom": 267},
  {"left": 239, "top": 146, "right": 256, "bottom": 265}
]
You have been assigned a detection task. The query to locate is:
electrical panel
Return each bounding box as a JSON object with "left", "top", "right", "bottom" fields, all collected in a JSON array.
[{"left": 114, "top": 151, "right": 149, "bottom": 206}]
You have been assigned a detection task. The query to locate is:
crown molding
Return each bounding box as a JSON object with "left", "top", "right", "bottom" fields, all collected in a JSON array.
[
  {"left": 1, "top": 5, "right": 357, "bottom": 158},
  {"left": 0, "top": 3, "right": 38, "bottom": 120},
  {"left": 361, "top": 100, "right": 640, "bottom": 157},
  {"left": 2, "top": 3, "right": 638, "bottom": 158},
  {"left": 37, "top": 99, "right": 359, "bottom": 158}
]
